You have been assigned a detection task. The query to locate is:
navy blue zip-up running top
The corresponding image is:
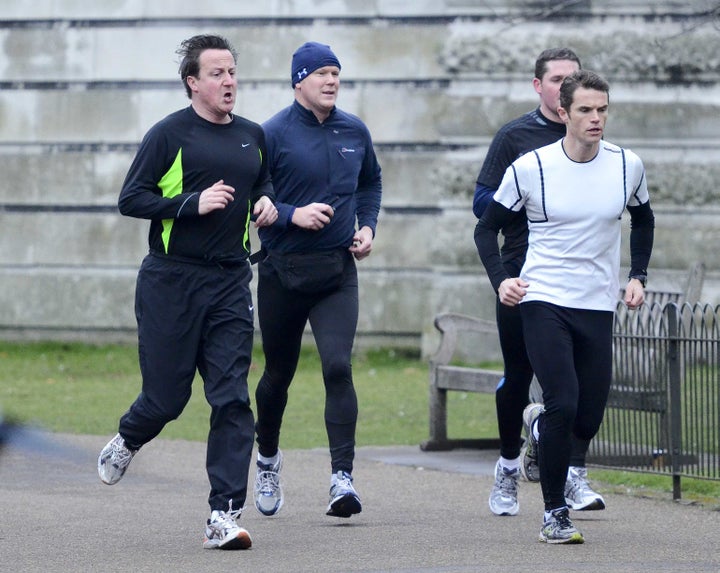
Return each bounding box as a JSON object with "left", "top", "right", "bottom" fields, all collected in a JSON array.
[{"left": 259, "top": 100, "right": 382, "bottom": 253}]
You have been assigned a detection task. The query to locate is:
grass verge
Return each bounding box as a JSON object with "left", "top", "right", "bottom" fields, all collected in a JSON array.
[{"left": 1, "top": 341, "right": 717, "bottom": 508}]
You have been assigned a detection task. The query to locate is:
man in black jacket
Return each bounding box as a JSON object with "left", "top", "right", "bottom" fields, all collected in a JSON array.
[{"left": 97, "top": 34, "right": 277, "bottom": 550}]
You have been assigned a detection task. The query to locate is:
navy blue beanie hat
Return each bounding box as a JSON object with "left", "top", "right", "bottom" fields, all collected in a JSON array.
[{"left": 291, "top": 42, "right": 341, "bottom": 87}]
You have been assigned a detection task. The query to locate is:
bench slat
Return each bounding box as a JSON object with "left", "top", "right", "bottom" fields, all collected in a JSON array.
[{"left": 435, "top": 365, "right": 502, "bottom": 393}]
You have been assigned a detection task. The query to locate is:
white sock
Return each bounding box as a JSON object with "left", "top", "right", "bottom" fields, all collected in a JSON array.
[
  {"left": 499, "top": 456, "right": 520, "bottom": 471},
  {"left": 258, "top": 452, "right": 279, "bottom": 466},
  {"left": 331, "top": 471, "right": 350, "bottom": 485}
]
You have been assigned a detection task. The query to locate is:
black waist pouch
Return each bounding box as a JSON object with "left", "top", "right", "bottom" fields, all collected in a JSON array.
[{"left": 267, "top": 249, "right": 346, "bottom": 293}]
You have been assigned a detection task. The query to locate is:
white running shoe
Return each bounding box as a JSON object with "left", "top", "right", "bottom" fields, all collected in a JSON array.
[
  {"left": 203, "top": 509, "right": 252, "bottom": 550},
  {"left": 98, "top": 433, "right": 138, "bottom": 485},
  {"left": 254, "top": 450, "right": 284, "bottom": 516},
  {"left": 520, "top": 403, "right": 544, "bottom": 482},
  {"left": 326, "top": 471, "right": 362, "bottom": 518},
  {"left": 488, "top": 460, "right": 520, "bottom": 516},
  {"left": 539, "top": 507, "right": 584, "bottom": 544},
  {"left": 565, "top": 466, "right": 606, "bottom": 511}
]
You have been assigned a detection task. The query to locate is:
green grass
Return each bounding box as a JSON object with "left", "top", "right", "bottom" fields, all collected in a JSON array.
[
  {"left": 0, "top": 342, "right": 497, "bottom": 447},
  {"left": 1, "top": 341, "right": 718, "bottom": 508}
]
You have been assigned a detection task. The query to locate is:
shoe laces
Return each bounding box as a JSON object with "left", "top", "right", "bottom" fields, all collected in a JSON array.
[
  {"left": 495, "top": 467, "right": 518, "bottom": 495},
  {"left": 209, "top": 511, "right": 237, "bottom": 537},
  {"left": 332, "top": 471, "right": 354, "bottom": 494},
  {"left": 256, "top": 468, "right": 281, "bottom": 493},
  {"left": 549, "top": 508, "right": 573, "bottom": 528},
  {"left": 109, "top": 438, "right": 133, "bottom": 465},
  {"left": 226, "top": 499, "right": 243, "bottom": 522},
  {"left": 567, "top": 467, "right": 591, "bottom": 495},
  {"left": 211, "top": 502, "right": 243, "bottom": 534}
]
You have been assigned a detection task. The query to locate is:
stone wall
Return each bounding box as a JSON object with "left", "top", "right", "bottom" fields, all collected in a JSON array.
[{"left": 0, "top": 0, "right": 719, "bottom": 355}]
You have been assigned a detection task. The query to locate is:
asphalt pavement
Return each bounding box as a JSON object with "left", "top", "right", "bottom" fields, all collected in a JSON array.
[{"left": 1, "top": 432, "right": 718, "bottom": 572}]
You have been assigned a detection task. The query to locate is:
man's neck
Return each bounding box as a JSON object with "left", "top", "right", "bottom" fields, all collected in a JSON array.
[
  {"left": 538, "top": 103, "right": 562, "bottom": 124},
  {"left": 561, "top": 137, "right": 600, "bottom": 163},
  {"left": 191, "top": 103, "right": 232, "bottom": 124}
]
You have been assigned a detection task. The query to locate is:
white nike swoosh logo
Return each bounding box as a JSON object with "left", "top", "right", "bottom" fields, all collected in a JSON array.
[{"left": 242, "top": 143, "right": 250, "bottom": 147}]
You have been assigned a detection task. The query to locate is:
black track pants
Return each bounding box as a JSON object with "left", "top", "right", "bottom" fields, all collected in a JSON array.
[{"left": 119, "top": 254, "right": 255, "bottom": 512}]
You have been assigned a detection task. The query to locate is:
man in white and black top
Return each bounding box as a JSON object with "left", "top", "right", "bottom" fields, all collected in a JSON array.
[
  {"left": 474, "top": 48, "right": 610, "bottom": 519},
  {"left": 475, "top": 69, "right": 654, "bottom": 544}
]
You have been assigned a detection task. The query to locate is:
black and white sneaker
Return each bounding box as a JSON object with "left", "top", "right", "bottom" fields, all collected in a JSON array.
[
  {"left": 326, "top": 471, "right": 362, "bottom": 518},
  {"left": 203, "top": 509, "right": 252, "bottom": 550},
  {"left": 565, "top": 466, "right": 606, "bottom": 511},
  {"left": 98, "top": 433, "right": 138, "bottom": 485},
  {"left": 488, "top": 461, "right": 520, "bottom": 516},
  {"left": 520, "top": 403, "right": 544, "bottom": 482},
  {"left": 254, "top": 450, "right": 284, "bottom": 516},
  {"left": 539, "top": 507, "right": 584, "bottom": 544}
]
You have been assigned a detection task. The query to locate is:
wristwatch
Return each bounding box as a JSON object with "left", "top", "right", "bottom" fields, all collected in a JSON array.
[{"left": 629, "top": 274, "right": 647, "bottom": 288}]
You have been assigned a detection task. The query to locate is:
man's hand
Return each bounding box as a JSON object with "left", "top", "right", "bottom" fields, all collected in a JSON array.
[
  {"left": 498, "top": 277, "right": 529, "bottom": 307},
  {"left": 350, "top": 226, "right": 374, "bottom": 260},
  {"left": 198, "top": 180, "right": 234, "bottom": 215},
  {"left": 291, "top": 202, "right": 334, "bottom": 230},
  {"left": 253, "top": 196, "right": 278, "bottom": 228},
  {"left": 624, "top": 278, "right": 645, "bottom": 310}
]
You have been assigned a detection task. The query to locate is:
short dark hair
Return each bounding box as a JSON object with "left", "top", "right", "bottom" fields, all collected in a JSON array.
[
  {"left": 176, "top": 35, "right": 237, "bottom": 98},
  {"left": 559, "top": 70, "right": 610, "bottom": 111},
  {"left": 534, "top": 47, "right": 581, "bottom": 80}
]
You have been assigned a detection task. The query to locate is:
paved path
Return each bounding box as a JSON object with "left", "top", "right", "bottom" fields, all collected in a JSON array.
[{"left": 1, "top": 433, "right": 718, "bottom": 572}]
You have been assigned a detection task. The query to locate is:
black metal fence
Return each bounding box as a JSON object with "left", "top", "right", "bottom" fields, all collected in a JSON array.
[{"left": 588, "top": 301, "right": 720, "bottom": 499}]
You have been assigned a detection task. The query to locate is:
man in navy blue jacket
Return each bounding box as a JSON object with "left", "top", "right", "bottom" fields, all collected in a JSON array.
[{"left": 252, "top": 42, "right": 382, "bottom": 520}]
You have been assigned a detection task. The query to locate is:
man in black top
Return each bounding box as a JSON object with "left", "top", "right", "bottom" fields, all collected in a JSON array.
[
  {"left": 474, "top": 48, "right": 606, "bottom": 517},
  {"left": 97, "top": 34, "right": 277, "bottom": 550}
]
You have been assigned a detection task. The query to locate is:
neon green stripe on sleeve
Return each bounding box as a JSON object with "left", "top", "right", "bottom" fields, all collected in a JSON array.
[{"left": 157, "top": 148, "right": 183, "bottom": 254}]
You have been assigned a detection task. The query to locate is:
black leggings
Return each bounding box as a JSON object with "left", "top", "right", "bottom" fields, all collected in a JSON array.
[
  {"left": 520, "top": 301, "right": 613, "bottom": 510},
  {"left": 495, "top": 300, "right": 592, "bottom": 465},
  {"left": 255, "top": 252, "right": 359, "bottom": 474},
  {"left": 495, "top": 299, "right": 534, "bottom": 459}
]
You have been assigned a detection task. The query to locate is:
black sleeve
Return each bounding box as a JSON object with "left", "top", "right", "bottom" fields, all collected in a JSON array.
[
  {"left": 118, "top": 124, "right": 201, "bottom": 220},
  {"left": 251, "top": 126, "right": 276, "bottom": 205},
  {"left": 474, "top": 200, "right": 517, "bottom": 292},
  {"left": 627, "top": 201, "right": 655, "bottom": 278}
]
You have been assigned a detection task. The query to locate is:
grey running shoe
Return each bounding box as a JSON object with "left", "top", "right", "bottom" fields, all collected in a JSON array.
[
  {"left": 520, "top": 403, "right": 544, "bottom": 482},
  {"left": 488, "top": 461, "right": 520, "bottom": 516},
  {"left": 254, "top": 450, "right": 284, "bottom": 516},
  {"left": 539, "top": 507, "right": 585, "bottom": 544},
  {"left": 565, "top": 466, "right": 606, "bottom": 511},
  {"left": 519, "top": 443, "right": 540, "bottom": 482},
  {"left": 98, "top": 433, "right": 137, "bottom": 485},
  {"left": 326, "top": 471, "right": 362, "bottom": 518},
  {"left": 203, "top": 509, "right": 252, "bottom": 550}
]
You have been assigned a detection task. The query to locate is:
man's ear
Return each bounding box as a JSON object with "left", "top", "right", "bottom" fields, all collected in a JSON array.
[{"left": 532, "top": 77, "right": 542, "bottom": 95}]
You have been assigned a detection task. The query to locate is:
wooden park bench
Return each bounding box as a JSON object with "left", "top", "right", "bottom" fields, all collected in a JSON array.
[{"left": 421, "top": 262, "right": 705, "bottom": 452}]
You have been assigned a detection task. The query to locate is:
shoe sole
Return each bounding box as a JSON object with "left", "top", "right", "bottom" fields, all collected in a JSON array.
[
  {"left": 568, "top": 498, "right": 606, "bottom": 511},
  {"left": 489, "top": 503, "right": 519, "bottom": 517},
  {"left": 538, "top": 532, "right": 585, "bottom": 544},
  {"left": 203, "top": 531, "right": 252, "bottom": 550},
  {"left": 326, "top": 494, "right": 362, "bottom": 518}
]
